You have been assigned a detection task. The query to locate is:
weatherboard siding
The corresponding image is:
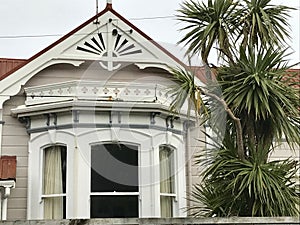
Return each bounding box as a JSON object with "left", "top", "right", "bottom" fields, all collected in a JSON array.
[
  {"left": 2, "top": 96, "right": 28, "bottom": 220},
  {"left": 270, "top": 142, "right": 299, "bottom": 160},
  {"left": 185, "top": 126, "right": 206, "bottom": 213}
]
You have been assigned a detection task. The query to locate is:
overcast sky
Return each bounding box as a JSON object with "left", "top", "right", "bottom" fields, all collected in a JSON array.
[{"left": 0, "top": 0, "right": 299, "bottom": 67}]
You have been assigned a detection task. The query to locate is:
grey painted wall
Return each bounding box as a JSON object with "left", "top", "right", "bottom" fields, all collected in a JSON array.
[{"left": 2, "top": 96, "right": 28, "bottom": 220}]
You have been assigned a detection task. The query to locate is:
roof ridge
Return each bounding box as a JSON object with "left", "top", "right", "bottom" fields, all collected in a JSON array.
[{"left": 0, "top": 3, "right": 184, "bottom": 81}]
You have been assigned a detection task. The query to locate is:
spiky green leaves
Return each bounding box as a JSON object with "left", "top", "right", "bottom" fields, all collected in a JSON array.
[
  {"left": 177, "top": 0, "right": 294, "bottom": 65},
  {"left": 175, "top": 0, "right": 299, "bottom": 218},
  {"left": 168, "top": 67, "right": 207, "bottom": 118},
  {"left": 241, "top": 0, "right": 294, "bottom": 48},
  {"left": 177, "top": 0, "right": 238, "bottom": 65},
  {"left": 191, "top": 142, "right": 300, "bottom": 216},
  {"left": 218, "top": 46, "right": 300, "bottom": 147}
]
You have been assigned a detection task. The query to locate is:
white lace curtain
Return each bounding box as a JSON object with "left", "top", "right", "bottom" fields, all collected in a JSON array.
[
  {"left": 160, "top": 146, "right": 173, "bottom": 217},
  {"left": 43, "top": 146, "right": 64, "bottom": 219}
]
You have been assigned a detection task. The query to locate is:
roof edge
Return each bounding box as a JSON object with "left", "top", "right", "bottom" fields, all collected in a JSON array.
[
  {"left": 0, "top": 58, "right": 27, "bottom": 61},
  {"left": 0, "top": 3, "right": 185, "bottom": 81},
  {"left": 108, "top": 8, "right": 185, "bottom": 67},
  {"left": 0, "top": 4, "right": 112, "bottom": 81}
]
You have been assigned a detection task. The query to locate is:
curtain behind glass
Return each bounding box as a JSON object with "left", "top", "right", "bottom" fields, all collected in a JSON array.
[
  {"left": 160, "top": 196, "right": 172, "bottom": 217},
  {"left": 160, "top": 147, "right": 173, "bottom": 217},
  {"left": 43, "top": 146, "right": 63, "bottom": 219}
]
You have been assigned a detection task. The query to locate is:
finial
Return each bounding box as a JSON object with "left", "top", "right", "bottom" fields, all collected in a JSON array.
[
  {"left": 105, "top": 0, "right": 112, "bottom": 9},
  {"left": 106, "top": 0, "right": 112, "bottom": 9}
]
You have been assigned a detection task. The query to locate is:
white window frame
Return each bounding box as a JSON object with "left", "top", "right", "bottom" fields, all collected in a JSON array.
[
  {"left": 159, "top": 144, "right": 177, "bottom": 217},
  {"left": 89, "top": 142, "right": 140, "bottom": 218},
  {"left": 28, "top": 131, "right": 75, "bottom": 220},
  {"left": 41, "top": 145, "right": 67, "bottom": 219}
]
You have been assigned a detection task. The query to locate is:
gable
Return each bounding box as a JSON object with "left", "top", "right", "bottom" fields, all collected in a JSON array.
[
  {"left": 0, "top": 4, "right": 184, "bottom": 108},
  {"left": 61, "top": 17, "right": 157, "bottom": 71}
]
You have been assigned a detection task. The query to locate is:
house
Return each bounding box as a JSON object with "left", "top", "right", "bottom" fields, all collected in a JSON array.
[
  {"left": 0, "top": 1, "right": 298, "bottom": 222},
  {"left": 0, "top": 1, "right": 207, "bottom": 221}
]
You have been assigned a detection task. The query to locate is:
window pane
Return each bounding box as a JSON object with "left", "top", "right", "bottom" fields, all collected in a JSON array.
[
  {"left": 44, "top": 196, "right": 66, "bottom": 219},
  {"left": 43, "top": 146, "right": 66, "bottom": 219},
  {"left": 91, "top": 144, "right": 138, "bottom": 192},
  {"left": 91, "top": 196, "right": 138, "bottom": 218},
  {"left": 160, "top": 196, "right": 173, "bottom": 217},
  {"left": 160, "top": 146, "right": 174, "bottom": 217},
  {"left": 159, "top": 146, "right": 174, "bottom": 194}
]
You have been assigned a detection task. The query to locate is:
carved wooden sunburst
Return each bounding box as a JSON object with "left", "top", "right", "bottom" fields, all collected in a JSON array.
[{"left": 76, "top": 32, "right": 142, "bottom": 57}]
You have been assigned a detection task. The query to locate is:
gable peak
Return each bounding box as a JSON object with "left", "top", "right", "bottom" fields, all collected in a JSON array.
[{"left": 107, "top": 0, "right": 112, "bottom": 7}]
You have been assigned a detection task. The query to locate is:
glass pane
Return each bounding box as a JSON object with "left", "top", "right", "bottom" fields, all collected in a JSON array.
[
  {"left": 160, "top": 196, "right": 173, "bottom": 217},
  {"left": 91, "top": 196, "right": 138, "bottom": 218},
  {"left": 160, "top": 146, "right": 174, "bottom": 218},
  {"left": 43, "top": 146, "right": 66, "bottom": 219},
  {"left": 159, "top": 146, "right": 174, "bottom": 194},
  {"left": 61, "top": 148, "right": 67, "bottom": 194},
  {"left": 91, "top": 144, "right": 138, "bottom": 192},
  {"left": 44, "top": 196, "right": 66, "bottom": 219}
]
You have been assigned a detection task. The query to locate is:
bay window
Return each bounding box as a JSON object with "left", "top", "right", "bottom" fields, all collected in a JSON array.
[{"left": 27, "top": 127, "right": 186, "bottom": 219}]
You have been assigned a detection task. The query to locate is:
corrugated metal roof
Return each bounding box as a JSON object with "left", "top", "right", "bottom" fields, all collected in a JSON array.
[
  {"left": 0, "top": 58, "right": 27, "bottom": 78},
  {"left": 285, "top": 69, "right": 300, "bottom": 89}
]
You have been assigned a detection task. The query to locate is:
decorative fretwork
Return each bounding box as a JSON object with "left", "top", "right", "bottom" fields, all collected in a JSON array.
[
  {"left": 77, "top": 33, "right": 106, "bottom": 56},
  {"left": 24, "top": 81, "right": 175, "bottom": 107},
  {"left": 76, "top": 32, "right": 142, "bottom": 57}
]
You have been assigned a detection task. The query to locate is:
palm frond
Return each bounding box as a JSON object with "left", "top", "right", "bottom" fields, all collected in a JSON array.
[
  {"left": 177, "top": 0, "right": 238, "bottom": 64},
  {"left": 168, "top": 67, "right": 208, "bottom": 119},
  {"left": 218, "top": 46, "right": 300, "bottom": 149},
  {"left": 190, "top": 137, "right": 300, "bottom": 216}
]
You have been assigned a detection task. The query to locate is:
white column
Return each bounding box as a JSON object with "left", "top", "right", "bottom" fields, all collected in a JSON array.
[
  {"left": 106, "top": 14, "right": 114, "bottom": 71},
  {"left": 1, "top": 193, "right": 8, "bottom": 220},
  {"left": 185, "top": 124, "right": 192, "bottom": 207},
  {"left": 0, "top": 108, "right": 5, "bottom": 220},
  {"left": 0, "top": 180, "right": 16, "bottom": 221}
]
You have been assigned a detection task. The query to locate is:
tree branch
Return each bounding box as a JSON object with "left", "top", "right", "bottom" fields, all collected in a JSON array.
[{"left": 200, "top": 87, "right": 245, "bottom": 160}]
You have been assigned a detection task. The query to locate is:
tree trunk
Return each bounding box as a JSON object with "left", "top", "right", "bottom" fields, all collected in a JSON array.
[{"left": 201, "top": 88, "right": 245, "bottom": 160}]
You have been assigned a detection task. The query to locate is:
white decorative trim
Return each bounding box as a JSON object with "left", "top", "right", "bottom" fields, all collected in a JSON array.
[
  {"left": 0, "top": 180, "right": 15, "bottom": 189},
  {"left": 0, "top": 10, "right": 188, "bottom": 109},
  {"left": 23, "top": 81, "right": 174, "bottom": 106},
  {"left": 0, "top": 60, "right": 85, "bottom": 109},
  {"left": 134, "top": 63, "right": 169, "bottom": 71}
]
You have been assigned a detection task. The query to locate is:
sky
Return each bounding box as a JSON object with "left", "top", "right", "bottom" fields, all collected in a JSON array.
[{"left": 0, "top": 0, "right": 299, "bottom": 67}]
